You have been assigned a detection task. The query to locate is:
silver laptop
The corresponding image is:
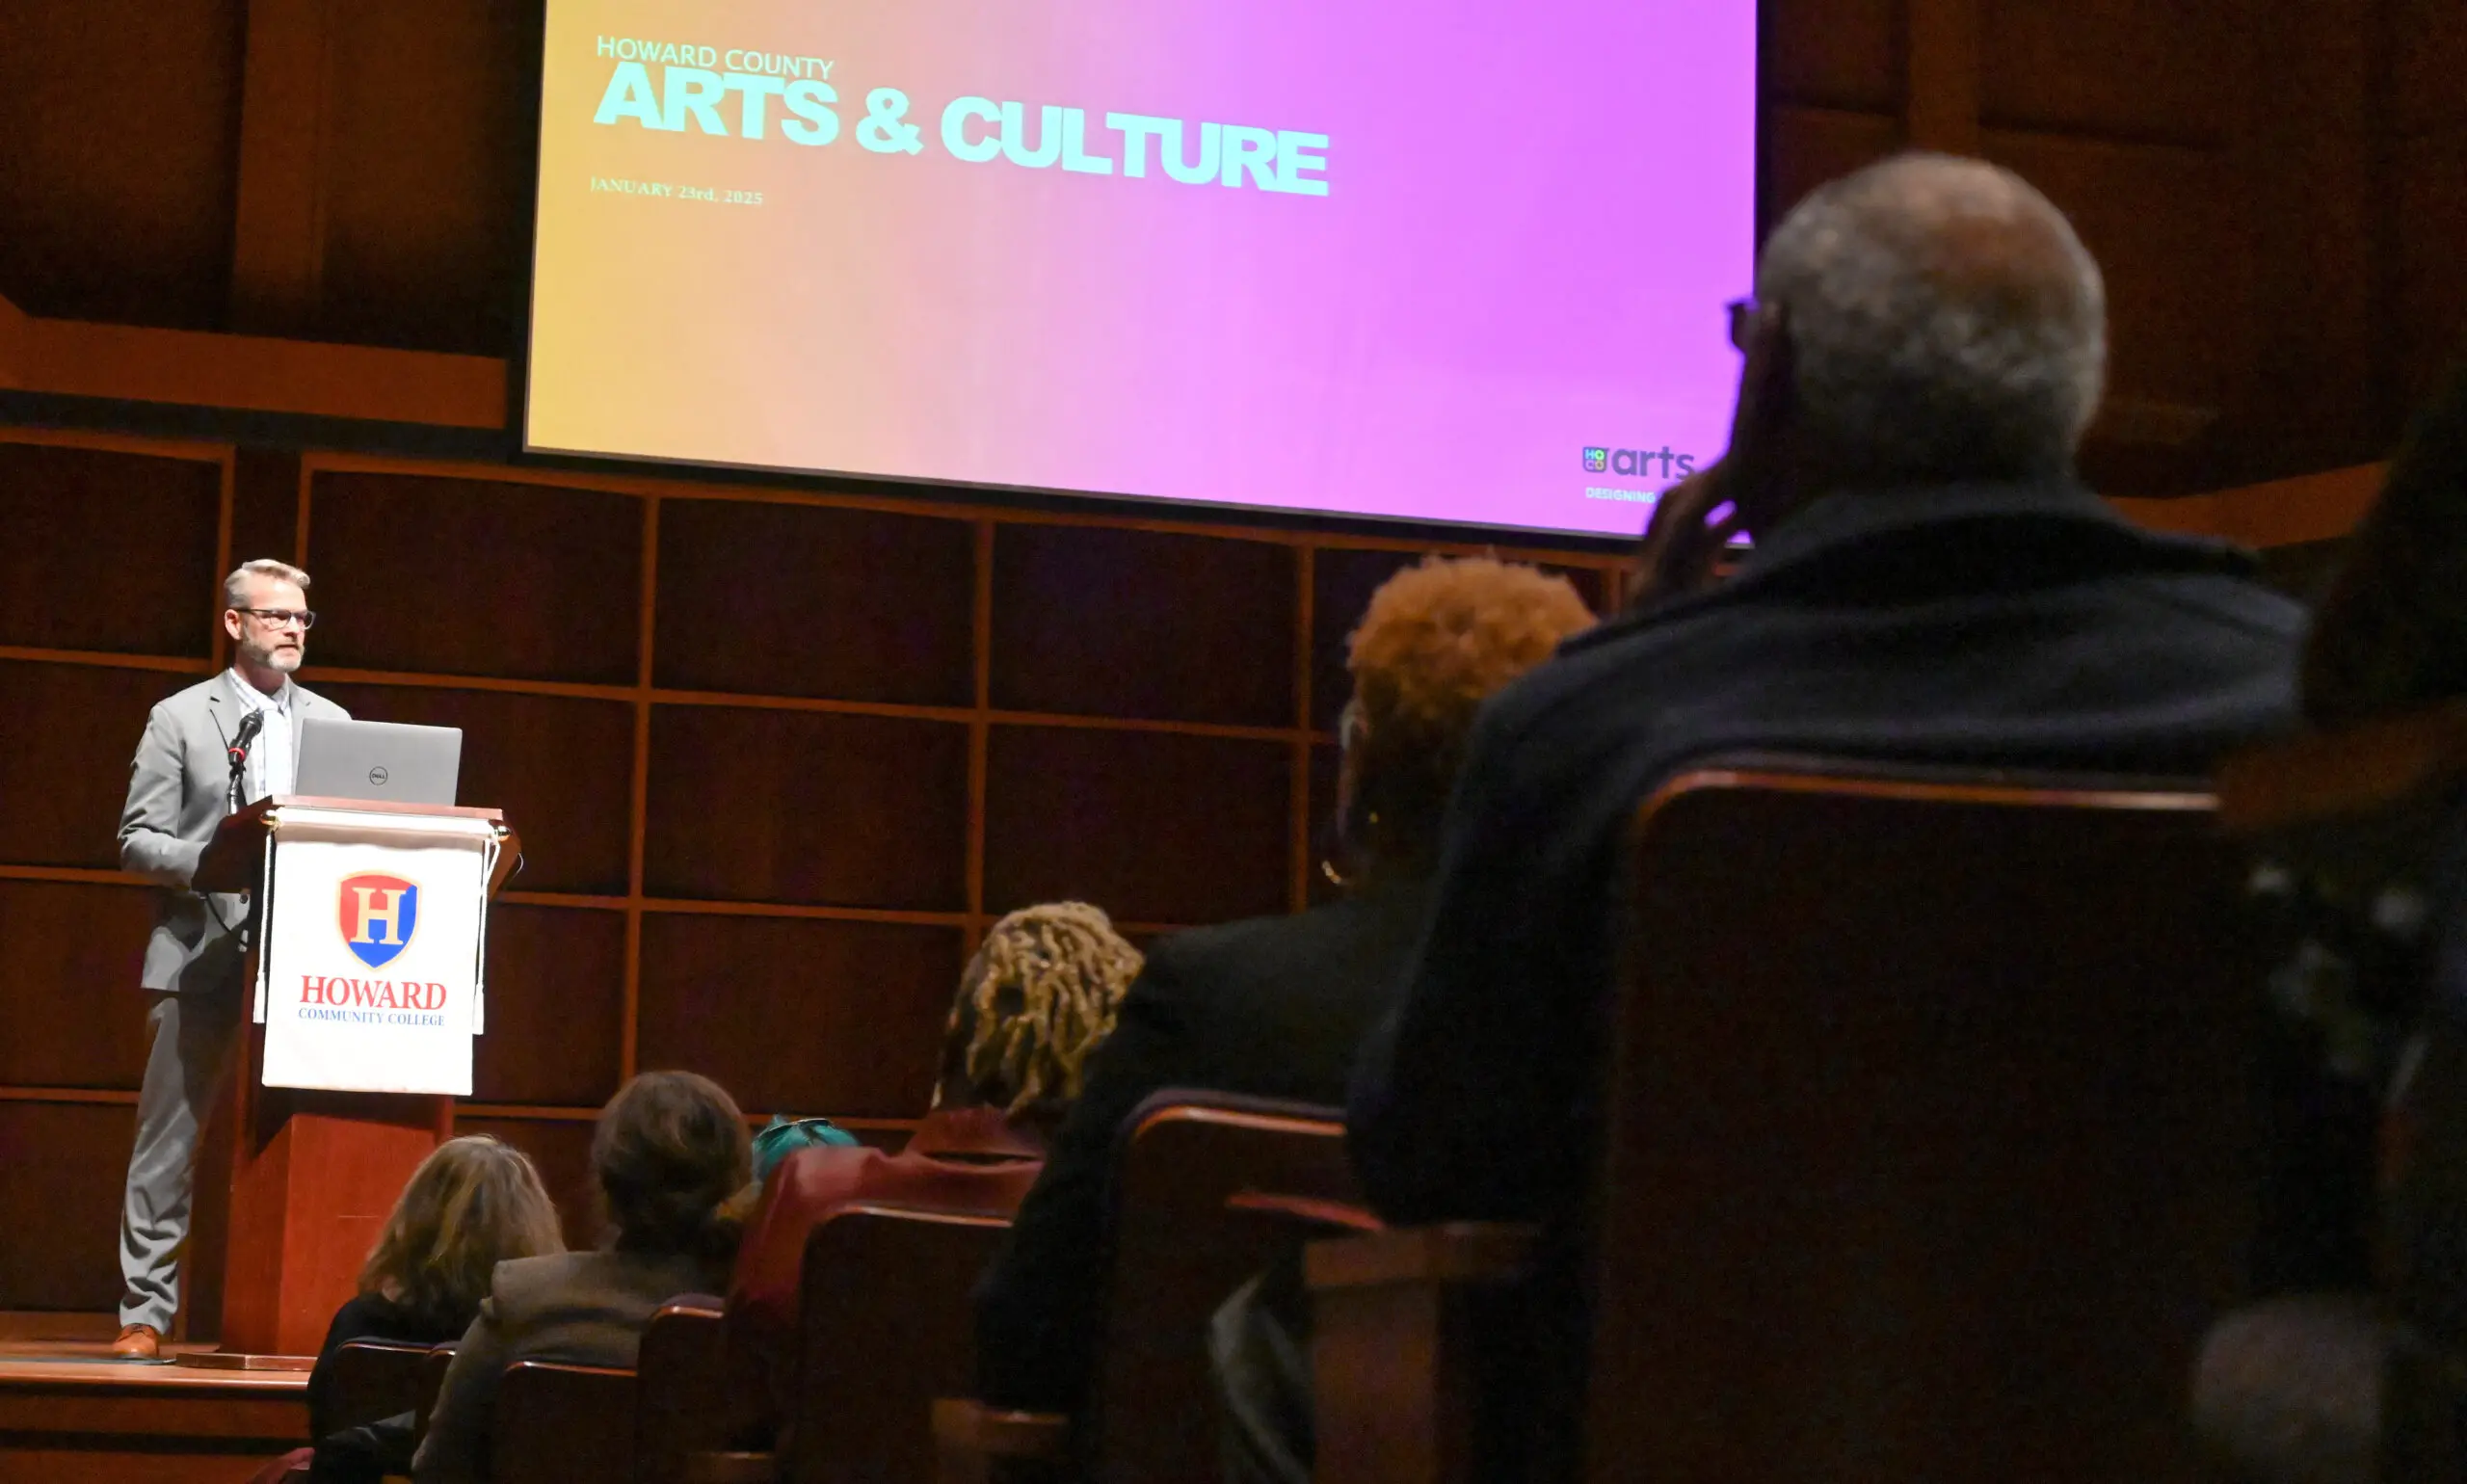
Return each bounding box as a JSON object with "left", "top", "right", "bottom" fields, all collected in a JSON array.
[{"left": 295, "top": 718, "right": 463, "bottom": 806}]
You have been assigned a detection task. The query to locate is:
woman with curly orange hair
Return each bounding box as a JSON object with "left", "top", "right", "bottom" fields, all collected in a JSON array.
[{"left": 972, "top": 554, "right": 1596, "bottom": 1433}]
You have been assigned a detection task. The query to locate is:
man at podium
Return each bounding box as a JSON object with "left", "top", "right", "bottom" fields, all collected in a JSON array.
[{"left": 108, "top": 559, "right": 351, "bottom": 1360}]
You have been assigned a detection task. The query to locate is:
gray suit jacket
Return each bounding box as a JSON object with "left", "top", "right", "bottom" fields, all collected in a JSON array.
[
  {"left": 118, "top": 673, "right": 349, "bottom": 995},
  {"left": 411, "top": 1248, "right": 728, "bottom": 1484}
]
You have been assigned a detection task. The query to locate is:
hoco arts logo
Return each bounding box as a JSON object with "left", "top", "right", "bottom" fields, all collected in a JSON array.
[
  {"left": 338, "top": 872, "right": 419, "bottom": 969},
  {"left": 1584, "top": 445, "right": 1700, "bottom": 480}
]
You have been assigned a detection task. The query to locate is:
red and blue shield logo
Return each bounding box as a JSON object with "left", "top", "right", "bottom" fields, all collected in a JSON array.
[{"left": 338, "top": 872, "right": 419, "bottom": 969}]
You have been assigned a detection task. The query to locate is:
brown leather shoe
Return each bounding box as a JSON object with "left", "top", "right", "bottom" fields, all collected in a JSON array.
[{"left": 110, "top": 1323, "right": 160, "bottom": 1360}]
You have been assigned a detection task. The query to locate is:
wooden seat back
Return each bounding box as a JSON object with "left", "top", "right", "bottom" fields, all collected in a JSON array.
[
  {"left": 635, "top": 1299, "right": 729, "bottom": 1484},
  {"left": 1579, "top": 758, "right": 2264, "bottom": 1482},
  {"left": 1084, "top": 1095, "right": 1356, "bottom": 1484},
  {"left": 491, "top": 1360, "right": 638, "bottom": 1484},
  {"left": 786, "top": 1204, "right": 1013, "bottom": 1484},
  {"left": 322, "top": 1338, "right": 433, "bottom": 1434},
  {"left": 411, "top": 1343, "right": 456, "bottom": 1447}
]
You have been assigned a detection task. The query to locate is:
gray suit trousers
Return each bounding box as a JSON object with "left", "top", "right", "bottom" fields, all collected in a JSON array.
[{"left": 119, "top": 982, "right": 247, "bottom": 1331}]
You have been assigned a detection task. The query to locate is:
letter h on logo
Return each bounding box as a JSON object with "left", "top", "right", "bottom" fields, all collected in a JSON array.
[{"left": 337, "top": 871, "right": 420, "bottom": 969}]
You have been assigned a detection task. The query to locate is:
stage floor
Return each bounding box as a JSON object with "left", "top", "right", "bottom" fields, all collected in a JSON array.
[{"left": 0, "top": 1339, "right": 308, "bottom": 1484}]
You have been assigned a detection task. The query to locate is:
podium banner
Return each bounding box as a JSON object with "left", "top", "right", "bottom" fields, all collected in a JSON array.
[{"left": 254, "top": 808, "right": 499, "bottom": 1095}]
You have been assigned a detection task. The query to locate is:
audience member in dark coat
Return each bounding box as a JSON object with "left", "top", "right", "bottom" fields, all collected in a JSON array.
[
  {"left": 2190, "top": 360, "right": 2467, "bottom": 1482},
  {"left": 974, "top": 557, "right": 1599, "bottom": 1438},
  {"left": 1347, "top": 152, "right": 2306, "bottom": 1480}
]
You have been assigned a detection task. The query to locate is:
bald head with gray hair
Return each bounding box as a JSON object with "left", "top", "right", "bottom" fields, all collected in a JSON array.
[{"left": 1755, "top": 152, "right": 2106, "bottom": 485}]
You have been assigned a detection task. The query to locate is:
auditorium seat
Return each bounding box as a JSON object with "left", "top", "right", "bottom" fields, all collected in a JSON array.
[
  {"left": 676, "top": 1206, "right": 1014, "bottom": 1484},
  {"left": 1309, "top": 755, "right": 2269, "bottom": 1484},
  {"left": 411, "top": 1343, "right": 456, "bottom": 1448},
  {"left": 936, "top": 1093, "right": 1359, "bottom": 1484},
  {"left": 787, "top": 1204, "right": 1015, "bottom": 1484},
  {"left": 636, "top": 1297, "right": 729, "bottom": 1484},
  {"left": 491, "top": 1360, "right": 637, "bottom": 1484},
  {"left": 325, "top": 1338, "right": 437, "bottom": 1433}
]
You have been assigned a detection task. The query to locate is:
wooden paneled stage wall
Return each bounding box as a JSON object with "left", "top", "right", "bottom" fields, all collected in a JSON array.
[{"left": 0, "top": 426, "right": 1621, "bottom": 1312}]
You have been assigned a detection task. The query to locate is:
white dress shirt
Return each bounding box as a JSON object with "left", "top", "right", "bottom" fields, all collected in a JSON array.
[{"left": 225, "top": 668, "right": 297, "bottom": 804}]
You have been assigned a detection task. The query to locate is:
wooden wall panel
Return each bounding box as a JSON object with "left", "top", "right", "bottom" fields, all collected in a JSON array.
[
  {"left": 231, "top": 448, "right": 305, "bottom": 574},
  {"left": 2391, "top": 135, "right": 2467, "bottom": 403},
  {"left": 1304, "top": 743, "right": 1343, "bottom": 910},
  {"left": 0, "top": 882, "right": 156, "bottom": 1088},
  {"left": 2389, "top": 0, "right": 2467, "bottom": 142},
  {"left": 315, "top": 683, "right": 634, "bottom": 895},
  {"left": 1766, "top": 107, "right": 1903, "bottom": 221},
  {"left": 2233, "top": 0, "right": 2376, "bottom": 477},
  {"left": 633, "top": 915, "right": 962, "bottom": 1118},
  {"left": 1980, "top": 0, "right": 2243, "bottom": 144},
  {"left": 0, "top": 444, "right": 223, "bottom": 655},
  {"left": 991, "top": 527, "right": 1295, "bottom": 727},
  {"left": 0, "top": 663, "right": 199, "bottom": 870},
  {"left": 655, "top": 502, "right": 975, "bottom": 706},
  {"left": 1768, "top": 0, "right": 1900, "bottom": 113},
  {"left": 306, "top": 471, "right": 641, "bottom": 684},
  {"left": 0, "top": 1101, "right": 133, "bottom": 1310},
  {"left": 0, "top": 0, "right": 245, "bottom": 329},
  {"left": 644, "top": 707, "right": 969, "bottom": 911},
  {"left": 982, "top": 728, "right": 1290, "bottom": 924},
  {"left": 1986, "top": 136, "right": 2250, "bottom": 431},
  {"left": 458, "top": 1115, "right": 600, "bottom": 1249},
  {"left": 469, "top": 905, "right": 625, "bottom": 1107},
  {"left": 314, "top": 0, "right": 541, "bottom": 354}
]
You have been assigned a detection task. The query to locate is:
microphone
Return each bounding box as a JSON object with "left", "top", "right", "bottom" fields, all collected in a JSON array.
[{"left": 227, "top": 709, "right": 264, "bottom": 769}]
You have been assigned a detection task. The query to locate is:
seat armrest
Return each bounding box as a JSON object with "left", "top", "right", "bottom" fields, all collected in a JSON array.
[
  {"left": 931, "top": 1398, "right": 1070, "bottom": 1484},
  {"left": 683, "top": 1450, "right": 775, "bottom": 1483},
  {"left": 1307, "top": 1224, "right": 1539, "bottom": 1484},
  {"left": 1222, "top": 1189, "right": 1383, "bottom": 1237},
  {"left": 1305, "top": 1221, "right": 1537, "bottom": 1291}
]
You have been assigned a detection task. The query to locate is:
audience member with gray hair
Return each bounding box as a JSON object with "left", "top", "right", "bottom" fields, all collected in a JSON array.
[{"left": 1343, "top": 152, "right": 2306, "bottom": 1481}]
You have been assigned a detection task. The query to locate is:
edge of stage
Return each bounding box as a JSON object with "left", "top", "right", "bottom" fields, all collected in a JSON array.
[{"left": 0, "top": 1319, "right": 308, "bottom": 1484}]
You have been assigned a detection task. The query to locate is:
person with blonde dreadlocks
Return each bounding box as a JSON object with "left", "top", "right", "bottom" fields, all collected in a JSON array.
[{"left": 720, "top": 902, "right": 1142, "bottom": 1448}]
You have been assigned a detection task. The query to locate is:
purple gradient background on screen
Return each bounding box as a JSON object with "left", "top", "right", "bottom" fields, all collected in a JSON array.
[{"left": 526, "top": 0, "right": 1759, "bottom": 537}]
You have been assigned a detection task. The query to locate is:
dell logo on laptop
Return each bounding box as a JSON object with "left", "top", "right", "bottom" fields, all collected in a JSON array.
[{"left": 368, "top": 766, "right": 389, "bottom": 787}]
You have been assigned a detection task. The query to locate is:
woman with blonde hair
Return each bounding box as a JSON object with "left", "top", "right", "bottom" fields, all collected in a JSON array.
[{"left": 299, "top": 1134, "right": 562, "bottom": 1477}]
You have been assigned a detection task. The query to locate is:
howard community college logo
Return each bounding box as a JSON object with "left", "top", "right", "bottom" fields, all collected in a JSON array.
[
  {"left": 338, "top": 872, "right": 420, "bottom": 969},
  {"left": 1582, "top": 446, "right": 1610, "bottom": 472}
]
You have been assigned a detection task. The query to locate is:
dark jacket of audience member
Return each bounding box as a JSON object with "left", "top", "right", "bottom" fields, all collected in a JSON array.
[
  {"left": 2300, "top": 361, "right": 2467, "bottom": 727},
  {"left": 411, "top": 1072, "right": 751, "bottom": 1484},
  {"left": 725, "top": 903, "right": 1141, "bottom": 1444},
  {"left": 974, "top": 557, "right": 1596, "bottom": 1421},
  {"left": 2189, "top": 360, "right": 2467, "bottom": 1481},
  {"left": 2302, "top": 361, "right": 2467, "bottom": 1360},
  {"left": 303, "top": 1134, "right": 562, "bottom": 1482},
  {"left": 1348, "top": 154, "right": 2305, "bottom": 1480},
  {"left": 2241, "top": 357, "right": 2467, "bottom": 1290}
]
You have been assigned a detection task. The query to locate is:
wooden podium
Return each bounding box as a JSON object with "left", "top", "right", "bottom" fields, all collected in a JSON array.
[{"left": 185, "top": 796, "right": 517, "bottom": 1358}]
